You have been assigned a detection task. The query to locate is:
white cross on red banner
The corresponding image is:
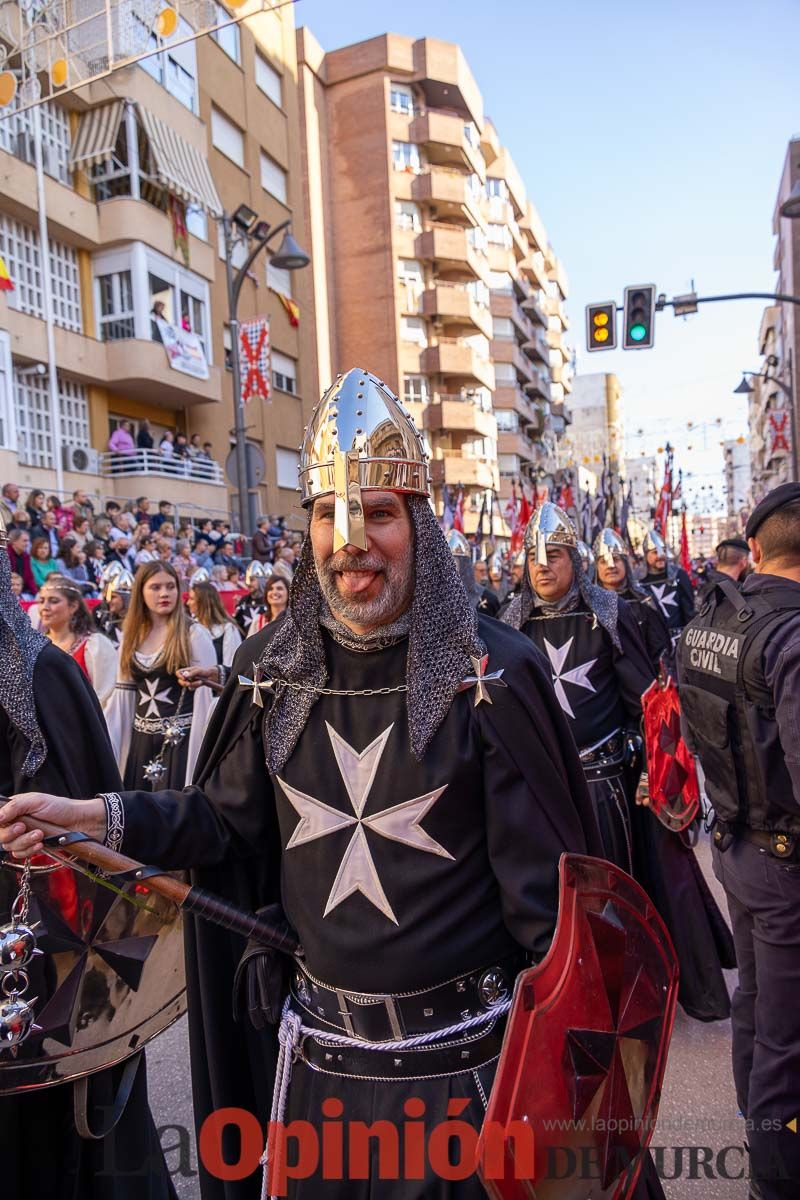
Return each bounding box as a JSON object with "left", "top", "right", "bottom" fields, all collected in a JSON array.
[{"left": 240, "top": 316, "right": 271, "bottom": 403}]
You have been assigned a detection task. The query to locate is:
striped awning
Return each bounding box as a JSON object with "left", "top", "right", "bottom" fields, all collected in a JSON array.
[
  {"left": 138, "top": 106, "right": 222, "bottom": 217},
  {"left": 69, "top": 101, "right": 125, "bottom": 171}
]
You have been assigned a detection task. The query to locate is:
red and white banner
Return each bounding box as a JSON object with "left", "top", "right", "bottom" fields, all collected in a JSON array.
[
  {"left": 240, "top": 316, "right": 271, "bottom": 404},
  {"left": 768, "top": 410, "right": 791, "bottom": 457}
]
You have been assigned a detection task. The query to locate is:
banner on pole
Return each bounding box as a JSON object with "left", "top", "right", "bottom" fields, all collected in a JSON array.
[{"left": 240, "top": 316, "right": 271, "bottom": 404}]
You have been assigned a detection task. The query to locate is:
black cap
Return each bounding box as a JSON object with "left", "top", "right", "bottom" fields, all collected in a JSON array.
[
  {"left": 715, "top": 537, "right": 749, "bottom": 554},
  {"left": 745, "top": 483, "right": 800, "bottom": 540}
]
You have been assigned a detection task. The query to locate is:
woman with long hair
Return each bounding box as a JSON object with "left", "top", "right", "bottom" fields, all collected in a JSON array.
[
  {"left": 248, "top": 574, "right": 289, "bottom": 635},
  {"left": 30, "top": 536, "right": 59, "bottom": 591},
  {"left": 104, "top": 560, "right": 215, "bottom": 788},
  {"left": 39, "top": 576, "right": 118, "bottom": 705},
  {"left": 56, "top": 536, "right": 93, "bottom": 593},
  {"left": 25, "top": 488, "right": 46, "bottom": 527},
  {"left": 187, "top": 579, "right": 242, "bottom": 666}
]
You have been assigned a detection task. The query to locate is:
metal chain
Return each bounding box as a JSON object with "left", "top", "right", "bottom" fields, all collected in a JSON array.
[
  {"left": 279, "top": 680, "right": 407, "bottom": 697},
  {"left": 10, "top": 858, "right": 32, "bottom": 925}
]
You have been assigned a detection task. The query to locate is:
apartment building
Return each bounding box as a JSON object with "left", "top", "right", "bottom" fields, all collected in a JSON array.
[
  {"left": 560, "top": 373, "right": 624, "bottom": 477},
  {"left": 0, "top": 1, "right": 315, "bottom": 527},
  {"left": 747, "top": 137, "right": 799, "bottom": 502},
  {"left": 722, "top": 437, "right": 751, "bottom": 525},
  {"left": 296, "top": 31, "right": 572, "bottom": 532}
]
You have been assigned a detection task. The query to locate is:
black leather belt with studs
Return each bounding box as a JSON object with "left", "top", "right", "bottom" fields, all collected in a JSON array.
[{"left": 290, "top": 952, "right": 527, "bottom": 1044}]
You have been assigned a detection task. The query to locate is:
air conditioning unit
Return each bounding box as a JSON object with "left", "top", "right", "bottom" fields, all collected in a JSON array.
[{"left": 62, "top": 444, "right": 100, "bottom": 474}]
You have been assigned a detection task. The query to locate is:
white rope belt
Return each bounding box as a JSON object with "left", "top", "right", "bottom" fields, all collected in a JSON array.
[{"left": 260, "top": 995, "right": 511, "bottom": 1200}]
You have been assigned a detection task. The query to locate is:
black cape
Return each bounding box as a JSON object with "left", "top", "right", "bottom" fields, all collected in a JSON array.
[
  {"left": 115, "top": 617, "right": 605, "bottom": 1200},
  {"left": 0, "top": 644, "right": 174, "bottom": 1200}
]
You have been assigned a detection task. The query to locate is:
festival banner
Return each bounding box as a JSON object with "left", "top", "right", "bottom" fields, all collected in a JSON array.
[
  {"left": 154, "top": 316, "right": 209, "bottom": 380},
  {"left": 240, "top": 316, "right": 271, "bottom": 404}
]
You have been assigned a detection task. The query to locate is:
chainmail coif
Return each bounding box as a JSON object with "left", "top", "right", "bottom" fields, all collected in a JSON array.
[
  {"left": 502, "top": 547, "right": 621, "bottom": 650},
  {"left": 0, "top": 538, "right": 49, "bottom": 775},
  {"left": 259, "top": 496, "right": 485, "bottom": 774}
]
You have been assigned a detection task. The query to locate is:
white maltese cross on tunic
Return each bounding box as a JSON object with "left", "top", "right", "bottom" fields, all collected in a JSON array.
[{"left": 277, "top": 722, "right": 452, "bottom": 924}]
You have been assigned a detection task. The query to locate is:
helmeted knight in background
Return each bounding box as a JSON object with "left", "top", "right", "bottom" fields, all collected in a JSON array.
[
  {"left": 678, "top": 483, "right": 800, "bottom": 1198},
  {"left": 594, "top": 528, "right": 671, "bottom": 676},
  {"left": 234, "top": 559, "right": 271, "bottom": 634},
  {"left": 0, "top": 371, "right": 674, "bottom": 1200},
  {"left": 497, "top": 548, "right": 525, "bottom": 619},
  {"left": 447, "top": 528, "right": 500, "bottom": 616},
  {"left": 0, "top": 513, "right": 177, "bottom": 1200},
  {"left": 94, "top": 564, "right": 133, "bottom": 646},
  {"left": 577, "top": 538, "right": 596, "bottom": 582},
  {"left": 504, "top": 502, "right": 735, "bottom": 1023},
  {"left": 639, "top": 528, "right": 695, "bottom": 645}
]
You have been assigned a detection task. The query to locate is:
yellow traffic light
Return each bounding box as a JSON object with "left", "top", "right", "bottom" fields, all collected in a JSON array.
[{"left": 586, "top": 302, "right": 616, "bottom": 352}]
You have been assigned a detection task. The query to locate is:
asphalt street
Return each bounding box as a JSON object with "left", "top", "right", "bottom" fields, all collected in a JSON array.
[{"left": 147, "top": 831, "right": 748, "bottom": 1199}]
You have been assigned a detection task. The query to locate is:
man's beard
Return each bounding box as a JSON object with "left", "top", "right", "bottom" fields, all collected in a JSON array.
[{"left": 314, "top": 540, "right": 414, "bottom": 627}]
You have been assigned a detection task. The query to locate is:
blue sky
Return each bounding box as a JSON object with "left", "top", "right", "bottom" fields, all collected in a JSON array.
[{"left": 296, "top": 0, "right": 798, "bottom": 513}]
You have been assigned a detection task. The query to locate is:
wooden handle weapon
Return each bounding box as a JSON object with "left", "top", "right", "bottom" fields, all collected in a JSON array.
[{"left": 0, "top": 800, "right": 299, "bottom": 957}]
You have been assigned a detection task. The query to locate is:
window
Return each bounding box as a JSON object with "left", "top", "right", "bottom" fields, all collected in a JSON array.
[
  {"left": 97, "top": 270, "right": 135, "bottom": 341},
  {"left": 488, "top": 223, "right": 511, "bottom": 247},
  {"left": 401, "top": 316, "right": 427, "bottom": 346},
  {"left": 211, "top": 107, "right": 244, "bottom": 167},
  {"left": 390, "top": 83, "right": 414, "bottom": 115},
  {"left": 395, "top": 200, "right": 421, "bottom": 232},
  {"left": 0, "top": 99, "right": 71, "bottom": 184},
  {"left": 14, "top": 368, "right": 88, "bottom": 468},
  {"left": 267, "top": 260, "right": 292, "bottom": 297},
  {"left": 495, "top": 409, "right": 519, "bottom": 432},
  {"left": 467, "top": 279, "right": 490, "bottom": 308},
  {"left": 488, "top": 271, "right": 513, "bottom": 293},
  {"left": 0, "top": 330, "right": 13, "bottom": 450},
  {"left": 255, "top": 53, "right": 282, "bottom": 107},
  {"left": 272, "top": 350, "right": 297, "bottom": 394},
  {"left": 185, "top": 205, "right": 207, "bottom": 241},
  {"left": 0, "top": 215, "right": 82, "bottom": 331},
  {"left": 494, "top": 362, "right": 516, "bottom": 383},
  {"left": 212, "top": 3, "right": 240, "bottom": 62},
  {"left": 403, "top": 375, "right": 429, "bottom": 404},
  {"left": 467, "top": 226, "right": 487, "bottom": 254},
  {"left": 180, "top": 290, "right": 206, "bottom": 352},
  {"left": 276, "top": 446, "right": 300, "bottom": 490},
  {"left": 397, "top": 258, "right": 424, "bottom": 311},
  {"left": 260, "top": 151, "right": 288, "bottom": 204},
  {"left": 498, "top": 454, "right": 521, "bottom": 476},
  {"left": 149, "top": 271, "right": 174, "bottom": 326},
  {"left": 463, "top": 122, "right": 478, "bottom": 146},
  {"left": 493, "top": 317, "right": 514, "bottom": 339},
  {"left": 392, "top": 140, "right": 421, "bottom": 173},
  {"left": 140, "top": 17, "right": 198, "bottom": 112},
  {"left": 464, "top": 333, "right": 490, "bottom": 360},
  {"left": 217, "top": 223, "right": 247, "bottom": 269}
]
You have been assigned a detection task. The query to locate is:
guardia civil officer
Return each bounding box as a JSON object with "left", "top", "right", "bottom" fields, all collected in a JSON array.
[
  {"left": 677, "top": 482, "right": 800, "bottom": 1200},
  {"left": 695, "top": 536, "right": 750, "bottom": 607}
]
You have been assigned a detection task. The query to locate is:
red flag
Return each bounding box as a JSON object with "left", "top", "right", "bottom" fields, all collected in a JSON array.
[
  {"left": 680, "top": 509, "right": 691, "bottom": 575},
  {"left": 504, "top": 480, "right": 518, "bottom": 533},
  {"left": 511, "top": 483, "right": 531, "bottom": 553},
  {"left": 453, "top": 487, "right": 464, "bottom": 533}
]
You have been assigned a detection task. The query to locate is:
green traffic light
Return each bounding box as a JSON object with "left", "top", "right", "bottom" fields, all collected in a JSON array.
[{"left": 629, "top": 323, "right": 647, "bottom": 342}]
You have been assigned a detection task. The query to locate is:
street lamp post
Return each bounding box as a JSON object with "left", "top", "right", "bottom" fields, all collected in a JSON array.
[
  {"left": 733, "top": 354, "right": 797, "bottom": 482},
  {"left": 221, "top": 206, "right": 309, "bottom": 543}
]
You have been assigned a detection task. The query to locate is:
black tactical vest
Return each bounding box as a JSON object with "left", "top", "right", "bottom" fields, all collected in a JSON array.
[{"left": 677, "top": 577, "right": 800, "bottom": 833}]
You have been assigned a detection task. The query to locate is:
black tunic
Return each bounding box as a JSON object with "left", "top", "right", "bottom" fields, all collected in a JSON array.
[
  {"left": 640, "top": 566, "right": 695, "bottom": 633},
  {"left": 617, "top": 585, "right": 671, "bottom": 676},
  {"left": 233, "top": 597, "right": 263, "bottom": 635},
  {"left": 124, "top": 660, "right": 195, "bottom": 791},
  {"left": 115, "top": 616, "right": 605, "bottom": 1200},
  {"left": 0, "top": 645, "right": 174, "bottom": 1200}
]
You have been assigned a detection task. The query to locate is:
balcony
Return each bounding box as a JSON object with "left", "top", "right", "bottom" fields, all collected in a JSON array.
[
  {"left": 491, "top": 334, "right": 534, "bottom": 383},
  {"left": 415, "top": 225, "right": 486, "bottom": 279},
  {"left": 493, "top": 382, "right": 538, "bottom": 421},
  {"left": 421, "top": 282, "right": 492, "bottom": 338},
  {"left": 105, "top": 338, "right": 222, "bottom": 408},
  {"left": 521, "top": 291, "right": 549, "bottom": 328},
  {"left": 430, "top": 451, "right": 496, "bottom": 489},
  {"left": 491, "top": 289, "right": 534, "bottom": 341},
  {"left": 410, "top": 111, "right": 485, "bottom": 180},
  {"left": 522, "top": 329, "right": 550, "bottom": 364},
  {"left": 499, "top": 428, "right": 541, "bottom": 461},
  {"left": 412, "top": 39, "right": 484, "bottom": 130},
  {"left": 524, "top": 371, "right": 552, "bottom": 402},
  {"left": 421, "top": 339, "right": 495, "bottom": 390},
  {"left": 423, "top": 393, "right": 497, "bottom": 438},
  {"left": 522, "top": 250, "right": 550, "bottom": 293},
  {"left": 97, "top": 198, "right": 215, "bottom": 280},
  {"left": 98, "top": 450, "right": 227, "bottom": 510},
  {"left": 411, "top": 167, "right": 482, "bottom": 227}
]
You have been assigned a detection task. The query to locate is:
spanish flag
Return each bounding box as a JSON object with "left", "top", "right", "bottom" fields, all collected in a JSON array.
[
  {"left": 277, "top": 292, "right": 300, "bottom": 327},
  {"left": 0, "top": 253, "right": 13, "bottom": 293}
]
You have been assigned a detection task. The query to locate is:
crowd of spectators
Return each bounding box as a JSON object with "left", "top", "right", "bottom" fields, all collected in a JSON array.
[
  {"left": 106, "top": 421, "right": 216, "bottom": 477},
  {"left": 1, "top": 482, "right": 302, "bottom": 601}
]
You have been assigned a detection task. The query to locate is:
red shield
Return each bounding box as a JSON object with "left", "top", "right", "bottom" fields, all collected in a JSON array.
[
  {"left": 642, "top": 678, "right": 700, "bottom": 832},
  {"left": 478, "top": 855, "right": 678, "bottom": 1200}
]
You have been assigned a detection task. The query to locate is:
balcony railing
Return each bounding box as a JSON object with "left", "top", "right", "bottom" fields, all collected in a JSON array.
[
  {"left": 99, "top": 449, "right": 225, "bottom": 484},
  {"left": 433, "top": 390, "right": 493, "bottom": 412}
]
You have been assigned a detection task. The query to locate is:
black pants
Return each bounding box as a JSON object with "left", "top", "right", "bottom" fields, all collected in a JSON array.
[{"left": 712, "top": 838, "right": 800, "bottom": 1197}]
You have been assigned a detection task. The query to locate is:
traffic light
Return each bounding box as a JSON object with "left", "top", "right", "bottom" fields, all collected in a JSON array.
[
  {"left": 586, "top": 302, "right": 617, "bottom": 352},
  {"left": 622, "top": 284, "right": 656, "bottom": 349}
]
